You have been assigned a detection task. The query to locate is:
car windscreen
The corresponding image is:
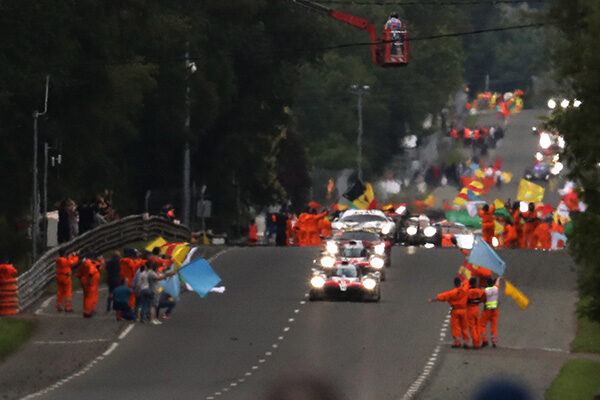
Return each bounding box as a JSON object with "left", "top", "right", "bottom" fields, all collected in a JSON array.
[
  {"left": 341, "top": 214, "right": 387, "bottom": 223},
  {"left": 335, "top": 267, "right": 358, "bottom": 278},
  {"left": 337, "top": 231, "right": 380, "bottom": 241},
  {"left": 340, "top": 247, "right": 365, "bottom": 258}
]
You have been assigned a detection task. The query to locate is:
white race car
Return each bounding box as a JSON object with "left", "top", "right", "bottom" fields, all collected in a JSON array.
[{"left": 331, "top": 209, "right": 396, "bottom": 239}]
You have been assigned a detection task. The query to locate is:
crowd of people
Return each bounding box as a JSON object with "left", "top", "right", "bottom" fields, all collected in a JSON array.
[
  {"left": 57, "top": 189, "right": 119, "bottom": 244},
  {"left": 248, "top": 206, "right": 334, "bottom": 247},
  {"left": 447, "top": 125, "right": 505, "bottom": 157},
  {"left": 429, "top": 249, "right": 501, "bottom": 349},
  {"left": 55, "top": 246, "right": 179, "bottom": 325}
]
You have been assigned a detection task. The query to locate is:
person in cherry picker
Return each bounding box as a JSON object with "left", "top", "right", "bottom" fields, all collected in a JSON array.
[{"left": 384, "top": 12, "right": 404, "bottom": 55}]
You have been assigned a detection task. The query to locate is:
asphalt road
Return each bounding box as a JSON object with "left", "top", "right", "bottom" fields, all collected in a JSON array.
[
  {"left": 433, "top": 108, "right": 563, "bottom": 206},
  {"left": 34, "top": 245, "right": 577, "bottom": 400}
]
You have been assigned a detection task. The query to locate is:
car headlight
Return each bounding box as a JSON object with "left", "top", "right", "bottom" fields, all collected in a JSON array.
[
  {"left": 325, "top": 241, "right": 338, "bottom": 254},
  {"left": 310, "top": 276, "right": 326, "bottom": 288},
  {"left": 320, "top": 256, "right": 335, "bottom": 268},
  {"left": 455, "top": 234, "right": 474, "bottom": 250},
  {"left": 373, "top": 243, "right": 386, "bottom": 255},
  {"left": 535, "top": 152, "right": 543, "bottom": 161},
  {"left": 395, "top": 205, "right": 406, "bottom": 215},
  {"left": 423, "top": 226, "right": 436, "bottom": 237},
  {"left": 492, "top": 237, "right": 499, "bottom": 247},
  {"left": 370, "top": 256, "right": 385, "bottom": 269},
  {"left": 540, "top": 133, "right": 551, "bottom": 149},
  {"left": 406, "top": 226, "right": 418, "bottom": 236},
  {"left": 424, "top": 243, "right": 435, "bottom": 249},
  {"left": 551, "top": 162, "right": 563, "bottom": 175},
  {"left": 558, "top": 136, "right": 565, "bottom": 149},
  {"left": 363, "top": 278, "right": 377, "bottom": 290},
  {"left": 519, "top": 201, "right": 528, "bottom": 213}
]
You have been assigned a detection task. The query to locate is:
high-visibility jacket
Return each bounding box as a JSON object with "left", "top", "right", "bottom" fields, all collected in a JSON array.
[
  {"left": 484, "top": 285, "right": 499, "bottom": 309},
  {"left": 56, "top": 255, "right": 79, "bottom": 279}
]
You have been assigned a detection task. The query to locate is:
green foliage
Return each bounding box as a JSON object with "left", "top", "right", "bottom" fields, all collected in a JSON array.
[
  {"left": 545, "top": 0, "right": 600, "bottom": 322},
  {"left": 573, "top": 298, "right": 600, "bottom": 353},
  {"left": 545, "top": 359, "right": 600, "bottom": 400},
  {"left": 0, "top": 318, "right": 36, "bottom": 361}
]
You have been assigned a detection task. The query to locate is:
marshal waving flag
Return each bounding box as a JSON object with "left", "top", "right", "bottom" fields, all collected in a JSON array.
[
  {"left": 454, "top": 179, "right": 485, "bottom": 206},
  {"left": 516, "top": 179, "right": 545, "bottom": 203},
  {"left": 178, "top": 257, "right": 222, "bottom": 298},
  {"left": 505, "top": 280, "right": 530, "bottom": 310},
  {"left": 468, "top": 237, "right": 506, "bottom": 275}
]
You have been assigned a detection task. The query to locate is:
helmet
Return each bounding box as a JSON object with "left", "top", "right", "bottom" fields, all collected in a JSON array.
[{"left": 390, "top": 12, "right": 399, "bottom": 19}]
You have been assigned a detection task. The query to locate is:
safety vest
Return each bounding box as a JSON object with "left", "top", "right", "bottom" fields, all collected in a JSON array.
[{"left": 484, "top": 285, "right": 499, "bottom": 309}]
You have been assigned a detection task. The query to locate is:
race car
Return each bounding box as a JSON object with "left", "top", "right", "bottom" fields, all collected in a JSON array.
[
  {"left": 317, "top": 229, "right": 391, "bottom": 276},
  {"left": 331, "top": 209, "right": 396, "bottom": 240},
  {"left": 431, "top": 221, "right": 474, "bottom": 248},
  {"left": 309, "top": 263, "right": 381, "bottom": 302},
  {"left": 397, "top": 214, "right": 440, "bottom": 246},
  {"left": 525, "top": 152, "right": 563, "bottom": 181}
]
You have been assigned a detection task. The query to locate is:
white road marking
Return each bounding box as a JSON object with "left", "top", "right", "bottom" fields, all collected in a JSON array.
[
  {"left": 300, "top": 300, "right": 306, "bottom": 305},
  {"left": 251, "top": 366, "right": 259, "bottom": 370},
  {"left": 288, "top": 318, "right": 295, "bottom": 322},
  {"left": 34, "top": 339, "right": 110, "bottom": 345},
  {"left": 272, "top": 344, "right": 278, "bottom": 349},
  {"left": 245, "top": 372, "right": 252, "bottom": 376},
  {"left": 118, "top": 324, "right": 135, "bottom": 339},
  {"left": 102, "top": 342, "right": 119, "bottom": 356},
  {"left": 283, "top": 327, "right": 290, "bottom": 332},
  {"left": 259, "top": 359, "right": 266, "bottom": 363},
  {"left": 278, "top": 336, "right": 284, "bottom": 340},
  {"left": 265, "top": 351, "right": 272, "bottom": 356}
]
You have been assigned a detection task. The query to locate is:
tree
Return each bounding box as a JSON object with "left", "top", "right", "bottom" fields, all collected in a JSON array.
[{"left": 545, "top": 0, "right": 600, "bottom": 321}]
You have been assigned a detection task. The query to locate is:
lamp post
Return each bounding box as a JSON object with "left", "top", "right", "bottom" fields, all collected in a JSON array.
[
  {"left": 32, "top": 75, "right": 50, "bottom": 262},
  {"left": 182, "top": 50, "right": 197, "bottom": 226},
  {"left": 349, "top": 84, "right": 370, "bottom": 181}
]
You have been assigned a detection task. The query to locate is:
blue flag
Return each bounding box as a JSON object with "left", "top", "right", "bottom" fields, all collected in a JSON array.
[
  {"left": 468, "top": 237, "right": 506, "bottom": 275},
  {"left": 159, "top": 273, "right": 181, "bottom": 301},
  {"left": 467, "top": 190, "right": 482, "bottom": 202},
  {"left": 178, "top": 258, "right": 221, "bottom": 298}
]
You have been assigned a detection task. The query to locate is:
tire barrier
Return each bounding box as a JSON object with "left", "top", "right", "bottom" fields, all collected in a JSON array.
[
  {"left": 18, "top": 215, "right": 191, "bottom": 311},
  {"left": 0, "top": 264, "right": 19, "bottom": 316}
]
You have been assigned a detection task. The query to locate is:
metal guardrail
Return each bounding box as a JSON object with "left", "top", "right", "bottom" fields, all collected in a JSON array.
[{"left": 18, "top": 215, "right": 191, "bottom": 311}]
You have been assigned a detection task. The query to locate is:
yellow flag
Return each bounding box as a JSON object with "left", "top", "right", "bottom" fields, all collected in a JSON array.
[
  {"left": 494, "top": 220, "right": 504, "bottom": 235},
  {"left": 516, "top": 179, "right": 544, "bottom": 203},
  {"left": 424, "top": 194, "right": 436, "bottom": 207},
  {"left": 352, "top": 183, "right": 376, "bottom": 210},
  {"left": 171, "top": 244, "right": 191, "bottom": 268},
  {"left": 505, "top": 280, "right": 530, "bottom": 310},
  {"left": 501, "top": 171, "right": 513, "bottom": 183},
  {"left": 145, "top": 236, "right": 167, "bottom": 252},
  {"left": 494, "top": 198, "right": 505, "bottom": 209}
]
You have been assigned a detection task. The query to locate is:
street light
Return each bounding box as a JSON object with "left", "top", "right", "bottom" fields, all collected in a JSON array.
[
  {"left": 349, "top": 84, "right": 370, "bottom": 181},
  {"left": 32, "top": 75, "right": 50, "bottom": 262},
  {"left": 182, "top": 50, "right": 196, "bottom": 226}
]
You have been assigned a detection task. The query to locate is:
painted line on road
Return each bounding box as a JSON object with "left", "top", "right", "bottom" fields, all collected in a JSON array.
[
  {"left": 102, "top": 342, "right": 119, "bottom": 356},
  {"left": 34, "top": 338, "right": 110, "bottom": 345},
  {"left": 118, "top": 323, "right": 135, "bottom": 339},
  {"left": 399, "top": 309, "right": 452, "bottom": 400}
]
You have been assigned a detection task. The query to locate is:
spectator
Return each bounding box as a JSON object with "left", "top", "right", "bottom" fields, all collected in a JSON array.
[
  {"left": 147, "top": 262, "right": 177, "bottom": 325},
  {"left": 113, "top": 278, "right": 135, "bottom": 321},
  {"left": 157, "top": 291, "right": 177, "bottom": 319},
  {"left": 67, "top": 199, "right": 78, "bottom": 239},
  {"left": 105, "top": 251, "right": 121, "bottom": 312},
  {"left": 77, "top": 198, "right": 95, "bottom": 235},
  {"left": 57, "top": 199, "right": 71, "bottom": 244}
]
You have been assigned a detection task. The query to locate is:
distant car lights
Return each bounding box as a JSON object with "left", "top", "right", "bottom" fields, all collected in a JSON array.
[{"left": 310, "top": 276, "right": 326, "bottom": 288}]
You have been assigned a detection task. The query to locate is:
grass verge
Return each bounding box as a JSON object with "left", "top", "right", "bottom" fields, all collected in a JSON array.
[
  {"left": 545, "top": 359, "right": 600, "bottom": 400},
  {"left": 572, "top": 313, "right": 600, "bottom": 353},
  {"left": 0, "top": 318, "right": 36, "bottom": 361}
]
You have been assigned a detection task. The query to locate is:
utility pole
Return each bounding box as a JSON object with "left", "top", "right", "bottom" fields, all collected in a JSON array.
[
  {"left": 349, "top": 84, "right": 370, "bottom": 181},
  {"left": 182, "top": 49, "right": 196, "bottom": 226},
  {"left": 32, "top": 75, "right": 50, "bottom": 262}
]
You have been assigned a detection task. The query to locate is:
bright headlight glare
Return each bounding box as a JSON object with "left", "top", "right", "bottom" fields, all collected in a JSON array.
[
  {"left": 551, "top": 162, "right": 564, "bottom": 175},
  {"left": 363, "top": 278, "right": 377, "bottom": 290},
  {"left": 374, "top": 243, "right": 386, "bottom": 255},
  {"left": 553, "top": 154, "right": 560, "bottom": 162},
  {"left": 311, "top": 276, "right": 326, "bottom": 288},
  {"left": 535, "top": 152, "right": 543, "bottom": 161},
  {"left": 396, "top": 205, "right": 407, "bottom": 215},
  {"left": 547, "top": 99, "right": 556, "bottom": 109},
  {"left": 424, "top": 243, "right": 435, "bottom": 249},
  {"left": 558, "top": 136, "right": 565, "bottom": 149},
  {"left": 370, "top": 257, "right": 385, "bottom": 269},
  {"left": 407, "top": 226, "right": 418, "bottom": 236},
  {"left": 519, "top": 201, "right": 528, "bottom": 213},
  {"left": 424, "top": 226, "right": 436, "bottom": 237},
  {"left": 561, "top": 99, "right": 570, "bottom": 108},
  {"left": 540, "top": 133, "right": 551, "bottom": 149},
  {"left": 381, "top": 223, "right": 392, "bottom": 235},
  {"left": 492, "top": 237, "right": 499, "bottom": 247},
  {"left": 320, "top": 256, "right": 335, "bottom": 268},
  {"left": 573, "top": 99, "right": 582, "bottom": 108},
  {"left": 325, "top": 241, "right": 338, "bottom": 254}
]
